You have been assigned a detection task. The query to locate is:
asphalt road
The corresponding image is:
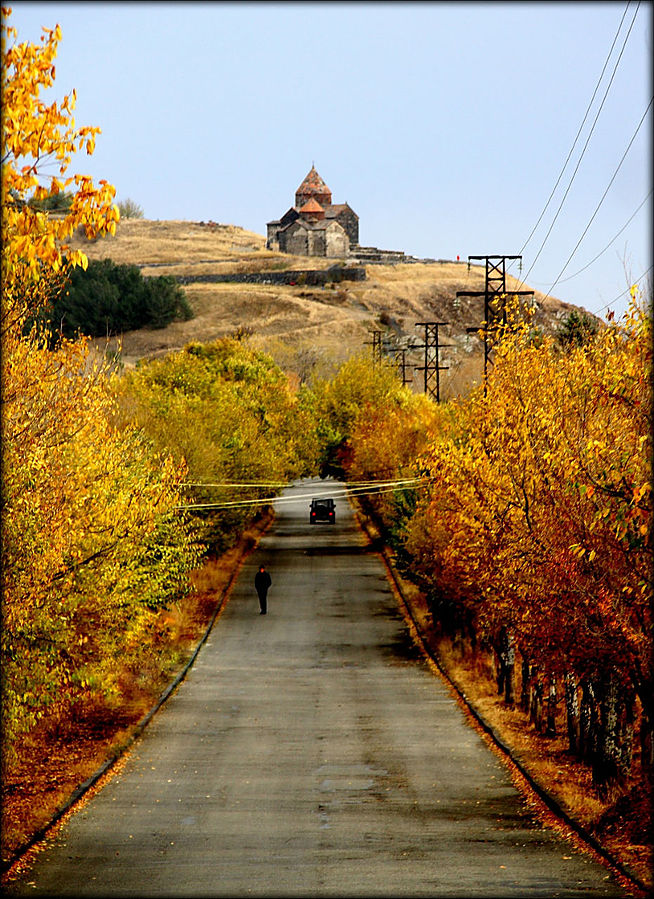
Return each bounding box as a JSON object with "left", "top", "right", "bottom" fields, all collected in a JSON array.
[{"left": 7, "top": 479, "right": 627, "bottom": 897}]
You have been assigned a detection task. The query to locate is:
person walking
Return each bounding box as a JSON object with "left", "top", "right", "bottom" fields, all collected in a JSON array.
[{"left": 254, "top": 565, "right": 272, "bottom": 615}]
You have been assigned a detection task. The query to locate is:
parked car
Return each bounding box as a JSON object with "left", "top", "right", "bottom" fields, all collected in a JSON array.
[{"left": 310, "top": 497, "right": 335, "bottom": 524}]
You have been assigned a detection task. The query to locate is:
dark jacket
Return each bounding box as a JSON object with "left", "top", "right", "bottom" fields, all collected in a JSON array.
[{"left": 254, "top": 569, "right": 272, "bottom": 595}]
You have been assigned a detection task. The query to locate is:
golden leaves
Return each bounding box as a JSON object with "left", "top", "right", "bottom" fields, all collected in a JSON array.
[
  {"left": 341, "top": 293, "right": 651, "bottom": 691},
  {"left": 1, "top": 8, "right": 118, "bottom": 290}
]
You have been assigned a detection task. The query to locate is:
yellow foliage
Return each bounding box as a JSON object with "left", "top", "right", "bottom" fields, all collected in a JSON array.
[
  {"left": 1, "top": 7, "right": 118, "bottom": 316},
  {"left": 408, "top": 296, "right": 652, "bottom": 694},
  {"left": 1, "top": 10, "right": 199, "bottom": 750}
]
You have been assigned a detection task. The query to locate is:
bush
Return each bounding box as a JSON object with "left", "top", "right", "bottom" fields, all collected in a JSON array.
[
  {"left": 114, "top": 338, "right": 321, "bottom": 552},
  {"left": 555, "top": 310, "right": 600, "bottom": 347},
  {"left": 117, "top": 198, "right": 144, "bottom": 219},
  {"left": 36, "top": 258, "right": 194, "bottom": 340},
  {"left": 28, "top": 190, "right": 74, "bottom": 213}
]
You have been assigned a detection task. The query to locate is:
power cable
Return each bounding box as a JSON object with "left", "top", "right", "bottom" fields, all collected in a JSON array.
[
  {"left": 181, "top": 477, "right": 420, "bottom": 491},
  {"left": 516, "top": 1, "right": 634, "bottom": 262},
  {"left": 535, "top": 189, "right": 652, "bottom": 285},
  {"left": 181, "top": 482, "right": 291, "bottom": 488},
  {"left": 586, "top": 264, "right": 653, "bottom": 318},
  {"left": 516, "top": 2, "right": 642, "bottom": 290},
  {"left": 542, "top": 96, "right": 653, "bottom": 301},
  {"left": 177, "top": 479, "right": 425, "bottom": 512}
]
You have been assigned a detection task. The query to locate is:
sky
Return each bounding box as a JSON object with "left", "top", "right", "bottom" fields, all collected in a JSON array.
[{"left": 6, "top": 1, "right": 652, "bottom": 321}]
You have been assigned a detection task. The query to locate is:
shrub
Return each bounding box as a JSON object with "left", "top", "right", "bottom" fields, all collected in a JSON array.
[
  {"left": 117, "top": 198, "right": 144, "bottom": 219},
  {"left": 114, "top": 338, "right": 321, "bottom": 552},
  {"left": 555, "top": 310, "right": 600, "bottom": 347},
  {"left": 35, "top": 258, "right": 194, "bottom": 340},
  {"left": 28, "top": 190, "right": 74, "bottom": 213}
]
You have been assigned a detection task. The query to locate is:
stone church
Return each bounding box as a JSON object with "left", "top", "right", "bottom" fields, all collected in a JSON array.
[{"left": 266, "top": 166, "right": 359, "bottom": 257}]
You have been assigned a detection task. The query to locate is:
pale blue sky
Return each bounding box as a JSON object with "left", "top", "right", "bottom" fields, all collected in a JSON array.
[{"left": 6, "top": 1, "right": 652, "bottom": 320}]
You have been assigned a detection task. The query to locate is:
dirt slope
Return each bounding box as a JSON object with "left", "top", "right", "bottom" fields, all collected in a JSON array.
[{"left": 72, "top": 219, "right": 581, "bottom": 396}]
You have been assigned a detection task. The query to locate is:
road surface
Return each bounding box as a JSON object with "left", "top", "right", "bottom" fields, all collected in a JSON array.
[{"left": 7, "top": 479, "right": 627, "bottom": 897}]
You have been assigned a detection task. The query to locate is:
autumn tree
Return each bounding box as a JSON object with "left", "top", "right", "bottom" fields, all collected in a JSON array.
[
  {"left": 321, "top": 297, "right": 651, "bottom": 798},
  {"left": 113, "top": 338, "right": 321, "bottom": 552},
  {"left": 406, "top": 297, "right": 652, "bottom": 794},
  {"left": 1, "top": 8, "right": 118, "bottom": 300},
  {"left": 1, "top": 10, "right": 198, "bottom": 754},
  {"left": 310, "top": 352, "right": 410, "bottom": 478}
]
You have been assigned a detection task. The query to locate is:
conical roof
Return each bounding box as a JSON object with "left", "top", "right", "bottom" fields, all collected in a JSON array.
[
  {"left": 295, "top": 165, "right": 332, "bottom": 207},
  {"left": 298, "top": 197, "right": 325, "bottom": 219}
]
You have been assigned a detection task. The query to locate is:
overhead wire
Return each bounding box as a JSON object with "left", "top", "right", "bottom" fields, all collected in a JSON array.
[
  {"left": 534, "top": 189, "right": 652, "bottom": 286},
  {"left": 516, "top": 1, "right": 633, "bottom": 263},
  {"left": 541, "top": 95, "right": 653, "bottom": 302},
  {"left": 181, "top": 478, "right": 420, "bottom": 490},
  {"left": 586, "top": 264, "right": 653, "bottom": 318},
  {"left": 176, "top": 478, "right": 426, "bottom": 512},
  {"left": 181, "top": 482, "right": 291, "bottom": 488},
  {"left": 515, "top": 1, "right": 642, "bottom": 292}
]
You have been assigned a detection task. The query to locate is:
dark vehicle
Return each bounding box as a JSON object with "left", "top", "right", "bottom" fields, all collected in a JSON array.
[{"left": 310, "top": 497, "right": 336, "bottom": 524}]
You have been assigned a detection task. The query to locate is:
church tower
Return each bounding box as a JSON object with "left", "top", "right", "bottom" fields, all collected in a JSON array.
[{"left": 295, "top": 165, "right": 332, "bottom": 209}]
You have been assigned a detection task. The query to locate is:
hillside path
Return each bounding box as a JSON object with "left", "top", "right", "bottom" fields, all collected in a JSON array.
[{"left": 7, "top": 479, "right": 627, "bottom": 897}]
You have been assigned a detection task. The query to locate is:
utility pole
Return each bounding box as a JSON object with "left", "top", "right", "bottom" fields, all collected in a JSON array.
[
  {"left": 456, "top": 255, "right": 534, "bottom": 381},
  {"left": 394, "top": 347, "right": 413, "bottom": 387},
  {"left": 366, "top": 329, "right": 383, "bottom": 366},
  {"left": 414, "top": 322, "right": 452, "bottom": 402}
]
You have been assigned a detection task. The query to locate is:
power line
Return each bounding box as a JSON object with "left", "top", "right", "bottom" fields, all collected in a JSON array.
[
  {"left": 586, "top": 265, "right": 653, "bottom": 318},
  {"left": 539, "top": 189, "right": 652, "bottom": 286},
  {"left": 542, "top": 96, "right": 653, "bottom": 301},
  {"left": 517, "top": 1, "right": 634, "bottom": 261},
  {"left": 516, "top": 2, "right": 642, "bottom": 289},
  {"left": 177, "top": 479, "right": 425, "bottom": 511},
  {"left": 183, "top": 478, "right": 421, "bottom": 490},
  {"left": 182, "top": 482, "right": 291, "bottom": 488}
]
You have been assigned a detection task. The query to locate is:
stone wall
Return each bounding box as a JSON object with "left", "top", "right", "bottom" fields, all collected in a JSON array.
[
  {"left": 283, "top": 222, "right": 309, "bottom": 257},
  {"left": 331, "top": 206, "right": 359, "bottom": 245},
  {"left": 324, "top": 222, "right": 349, "bottom": 258},
  {"left": 174, "top": 266, "right": 366, "bottom": 286}
]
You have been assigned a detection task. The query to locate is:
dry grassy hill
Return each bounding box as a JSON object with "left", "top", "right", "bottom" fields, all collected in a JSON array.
[{"left": 72, "top": 219, "right": 582, "bottom": 398}]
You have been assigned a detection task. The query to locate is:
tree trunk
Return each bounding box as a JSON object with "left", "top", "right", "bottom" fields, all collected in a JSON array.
[
  {"left": 520, "top": 657, "right": 531, "bottom": 713},
  {"left": 564, "top": 672, "right": 581, "bottom": 755},
  {"left": 580, "top": 678, "right": 599, "bottom": 762},
  {"left": 546, "top": 677, "right": 557, "bottom": 737},
  {"left": 638, "top": 685, "right": 653, "bottom": 779},
  {"left": 452, "top": 627, "right": 465, "bottom": 658},
  {"left": 529, "top": 668, "right": 544, "bottom": 733},
  {"left": 495, "top": 626, "right": 515, "bottom": 707},
  {"left": 591, "top": 671, "right": 634, "bottom": 799},
  {"left": 641, "top": 711, "right": 653, "bottom": 777},
  {"left": 467, "top": 618, "right": 477, "bottom": 653},
  {"left": 504, "top": 637, "right": 515, "bottom": 706},
  {"left": 496, "top": 646, "right": 505, "bottom": 697},
  {"left": 593, "top": 673, "right": 621, "bottom": 798}
]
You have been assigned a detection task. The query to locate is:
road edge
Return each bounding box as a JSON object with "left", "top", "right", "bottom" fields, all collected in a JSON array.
[
  {"left": 1, "top": 509, "right": 275, "bottom": 879},
  {"left": 352, "top": 503, "right": 650, "bottom": 899}
]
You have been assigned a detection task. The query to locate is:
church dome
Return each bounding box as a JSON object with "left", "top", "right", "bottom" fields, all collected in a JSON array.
[{"left": 295, "top": 165, "right": 332, "bottom": 208}]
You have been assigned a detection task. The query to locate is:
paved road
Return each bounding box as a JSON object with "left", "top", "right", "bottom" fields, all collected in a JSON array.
[{"left": 8, "top": 479, "right": 627, "bottom": 897}]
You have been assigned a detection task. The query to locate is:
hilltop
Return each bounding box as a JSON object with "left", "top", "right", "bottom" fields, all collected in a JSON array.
[{"left": 71, "top": 219, "right": 584, "bottom": 397}]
